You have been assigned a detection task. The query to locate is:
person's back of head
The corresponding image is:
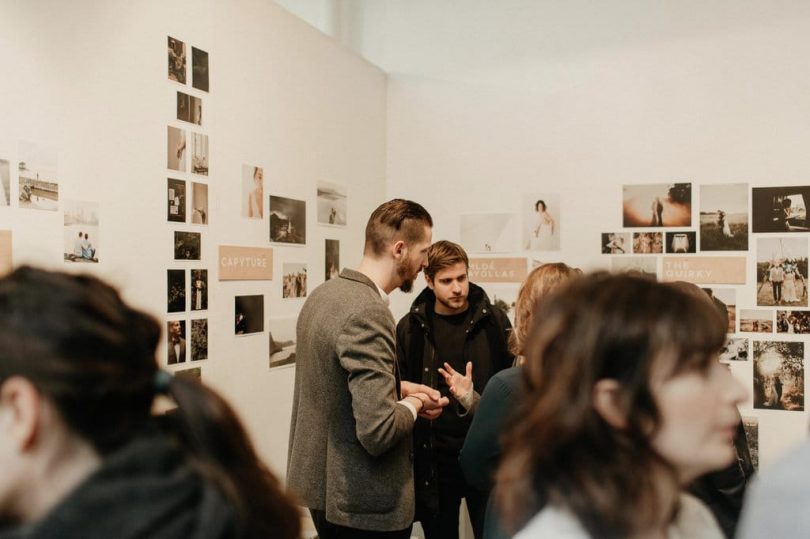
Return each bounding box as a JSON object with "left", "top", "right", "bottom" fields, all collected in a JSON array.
[{"left": 363, "top": 198, "right": 432, "bottom": 258}]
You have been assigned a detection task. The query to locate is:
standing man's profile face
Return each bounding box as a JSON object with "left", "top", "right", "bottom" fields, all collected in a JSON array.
[
  {"left": 396, "top": 225, "right": 432, "bottom": 293},
  {"left": 427, "top": 262, "right": 470, "bottom": 315},
  {"left": 169, "top": 321, "right": 181, "bottom": 340}
]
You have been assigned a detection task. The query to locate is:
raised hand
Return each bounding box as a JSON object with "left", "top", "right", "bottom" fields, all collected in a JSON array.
[{"left": 438, "top": 361, "right": 473, "bottom": 404}]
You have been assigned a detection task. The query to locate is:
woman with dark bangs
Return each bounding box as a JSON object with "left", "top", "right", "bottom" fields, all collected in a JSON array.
[{"left": 495, "top": 273, "right": 746, "bottom": 539}]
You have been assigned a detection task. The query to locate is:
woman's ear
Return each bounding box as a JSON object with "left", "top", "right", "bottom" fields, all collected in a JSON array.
[
  {"left": 0, "top": 376, "right": 42, "bottom": 452},
  {"left": 592, "top": 379, "right": 628, "bottom": 429}
]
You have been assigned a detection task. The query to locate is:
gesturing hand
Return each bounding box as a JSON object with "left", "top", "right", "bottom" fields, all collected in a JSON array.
[{"left": 438, "top": 361, "right": 473, "bottom": 404}]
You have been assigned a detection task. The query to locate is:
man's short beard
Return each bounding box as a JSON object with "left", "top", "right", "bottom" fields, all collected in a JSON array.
[{"left": 397, "top": 259, "right": 414, "bottom": 293}]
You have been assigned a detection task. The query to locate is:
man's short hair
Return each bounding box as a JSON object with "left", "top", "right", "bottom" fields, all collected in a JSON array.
[
  {"left": 424, "top": 240, "right": 469, "bottom": 281},
  {"left": 364, "top": 199, "right": 433, "bottom": 256}
]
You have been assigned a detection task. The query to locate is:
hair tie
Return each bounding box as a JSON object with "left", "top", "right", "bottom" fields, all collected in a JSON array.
[{"left": 153, "top": 370, "right": 173, "bottom": 395}]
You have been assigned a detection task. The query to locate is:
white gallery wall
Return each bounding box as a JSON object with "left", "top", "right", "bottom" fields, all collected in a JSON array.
[{"left": 0, "top": 0, "right": 387, "bottom": 482}]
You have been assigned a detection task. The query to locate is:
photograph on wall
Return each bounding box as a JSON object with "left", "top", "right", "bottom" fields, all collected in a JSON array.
[
  {"left": 460, "top": 213, "right": 516, "bottom": 253},
  {"left": 167, "top": 126, "right": 186, "bottom": 172},
  {"left": 235, "top": 294, "right": 264, "bottom": 335},
  {"left": 0, "top": 159, "right": 9, "bottom": 206},
  {"left": 269, "top": 316, "right": 297, "bottom": 368},
  {"left": 601, "top": 232, "right": 629, "bottom": 254},
  {"left": 611, "top": 256, "right": 657, "bottom": 278},
  {"left": 174, "top": 231, "right": 201, "bottom": 260},
  {"left": 270, "top": 195, "right": 306, "bottom": 244},
  {"left": 242, "top": 164, "right": 263, "bottom": 219},
  {"left": 739, "top": 309, "right": 772, "bottom": 333},
  {"left": 191, "top": 132, "right": 208, "bottom": 176},
  {"left": 699, "top": 183, "right": 748, "bottom": 251},
  {"left": 776, "top": 311, "right": 810, "bottom": 334},
  {"left": 756, "top": 237, "right": 808, "bottom": 307},
  {"left": 18, "top": 141, "right": 58, "bottom": 211},
  {"left": 191, "top": 319, "right": 207, "bottom": 361},
  {"left": 168, "top": 178, "right": 186, "bottom": 223},
  {"left": 665, "top": 231, "right": 696, "bottom": 254},
  {"left": 190, "top": 269, "right": 208, "bottom": 311},
  {"left": 753, "top": 340, "right": 804, "bottom": 411},
  {"left": 317, "top": 181, "right": 347, "bottom": 226},
  {"left": 752, "top": 186, "right": 810, "bottom": 233},
  {"left": 704, "top": 287, "right": 735, "bottom": 332},
  {"left": 176, "top": 91, "right": 202, "bottom": 125},
  {"left": 741, "top": 416, "right": 758, "bottom": 471},
  {"left": 480, "top": 284, "right": 519, "bottom": 324},
  {"left": 63, "top": 200, "right": 99, "bottom": 263},
  {"left": 167, "top": 270, "right": 186, "bottom": 313},
  {"left": 719, "top": 338, "right": 748, "bottom": 362},
  {"left": 622, "top": 183, "right": 691, "bottom": 227},
  {"left": 523, "top": 194, "right": 559, "bottom": 251},
  {"left": 176, "top": 367, "right": 201, "bottom": 380},
  {"left": 191, "top": 182, "right": 208, "bottom": 224},
  {"left": 191, "top": 46, "right": 209, "bottom": 92},
  {"left": 167, "top": 320, "right": 186, "bottom": 364},
  {"left": 632, "top": 232, "right": 663, "bottom": 254},
  {"left": 0, "top": 231, "right": 11, "bottom": 276},
  {"left": 325, "top": 239, "right": 339, "bottom": 281},
  {"left": 283, "top": 263, "right": 307, "bottom": 298},
  {"left": 168, "top": 36, "right": 186, "bottom": 83}
]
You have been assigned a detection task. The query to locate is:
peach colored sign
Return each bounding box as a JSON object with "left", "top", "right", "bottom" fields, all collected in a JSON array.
[
  {"left": 0, "top": 231, "right": 10, "bottom": 276},
  {"left": 661, "top": 257, "right": 746, "bottom": 284},
  {"left": 218, "top": 245, "right": 273, "bottom": 281},
  {"left": 468, "top": 257, "right": 528, "bottom": 283}
]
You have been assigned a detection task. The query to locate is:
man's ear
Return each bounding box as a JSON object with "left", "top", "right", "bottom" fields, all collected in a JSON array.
[
  {"left": 391, "top": 239, "right": 407, "bottom": 260},
  {"left": 425, "top": 274, "right": 435, "bottom": 290},
  {"left": 592, "top": 379, "right": 628, "bottom": 429},
  {"left": 0, "top": 376, "right": 42, "bottom": 452}
]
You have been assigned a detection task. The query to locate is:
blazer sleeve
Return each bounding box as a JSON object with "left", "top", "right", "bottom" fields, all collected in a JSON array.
[{"left": 337, "top": 304, "right": 414, "bottom": 457}]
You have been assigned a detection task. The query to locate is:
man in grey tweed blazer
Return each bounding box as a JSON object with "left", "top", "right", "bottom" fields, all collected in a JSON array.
[{"left": 288, "top": 199, "right": 449, "bottom": 538}]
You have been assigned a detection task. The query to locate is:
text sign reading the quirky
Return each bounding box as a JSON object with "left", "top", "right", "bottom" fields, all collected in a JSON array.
[{"left": 661, "top": 257, "right": 746, "bottom": 284}]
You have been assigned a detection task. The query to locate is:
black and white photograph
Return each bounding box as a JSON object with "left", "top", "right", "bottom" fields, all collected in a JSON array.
[
  {"left": 242, "top": 164, "right": 263, "bottom": 219},
  {"left": 740, "top": 309, "right": 772, "bottom": 333},
  {"left": 622, "top": 183, "right": 691, "bottom": 227},
  {"left": 523, "top": 193, "right": 559, "bottom": 251},
  {"left": 168, "top": 178, "right": 186, "bottom": 222},
  {"left": 752, "top": 186, "right": 810, "bottom": 233},
  {"left": 235, "top": 295, "right": 264, "bottom": 335},
  {"left": 283, "top": 263, "right": 307, "bottom": 298},
  {"left": 460, "top": 213, "right": 516, "bottom": 253},
  {"left": 270, "top": 195, "right": 306, "bottom": 244},
  {"left": 742, "top": 416, "right": 759, "bottom": 471},
  {"left": 174, "top": 231, "right": 201, "bottom": 260},
  {"left": 191, "top": 132, "right": 208, "bottom": 175},
  {"left": 700, "top": 183, "right": 748, "bottom": 251},
  {"left": 192, "top": 46, "right": 209, "bottom": 92},
  {"left": 776, "top": 310, "right": 810, "bottom": 334},
  {"left": 191, "top": 318, "right": 207, "bottom": 361},
  {"left": 167, "top": 320, "right": 186, "bottom": 365},
  {"left": 325, "top": 239, "right": 339, "bottom": 281},
  {"left": 719, "top": 338, "right": 748, "bottom": 362},
  {"left": 632, "top": 232, "right": 663, "bottom": 254},
  {"left": 167, "top": 270, "right": 185, "bottom": 313},
  {"left": 756, "top": 237, "right": 808, "bottom": 307},
  {"left": 0, "top": 159, "right": 10, "bottom": 206},
  {"left": 168, "top": 36, "right": 186, "bottom": 84},
  {"left": 269, "top": 317, "right": 297, "bottom": 368},
  {"left": 601, "top": 232, "right": 629, "bottom": 254},
  {"left": 18, "top": 140, "right": 58, "bottom": 211},
  {"left": 703, "top": 288, "right": 735, "bottom": 332},
  {"left": 317, "top": 181, "right": 347, "bottom": 226},
  {"left": 753, "top": 340, "right": 804, "bottom": 411},
  {"left": 191, "top": 182, "right": 208, "bottom": 225},
  {"left": 480, "top": 284, "right": 519, "bottom": 324},
  {"left": 167, "top": 126, "right": 186, "bottom": 172},
  {"left": 63, "top": 200, "right": 99, "bottom": 263},
  {"left": 665, "top": 231, "right": 696, "bottom": 254},
  {"left": 190, "top": 269, "right": 208, "bottom": 311},
  {"left": 611, "top": 256, "right": 657, "bottom": 278},
  {"left": 176, "top": 91, "right": 202, "bottom": 125}
]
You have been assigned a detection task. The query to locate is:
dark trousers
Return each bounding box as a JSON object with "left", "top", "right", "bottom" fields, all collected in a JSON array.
[
  {"left": 416, "top": 464, "right": 488, "bottom": 539},
  {"left": 310, "top": 509, "right": 412, "bottom": 539},
  {"left": 772, "top": 281, "right": 783, "bottom": 302}
]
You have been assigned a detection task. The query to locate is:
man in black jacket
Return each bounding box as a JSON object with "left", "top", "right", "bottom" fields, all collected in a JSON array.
[{"left": 397, "top": 241, "right": 513, "bottom": 539}]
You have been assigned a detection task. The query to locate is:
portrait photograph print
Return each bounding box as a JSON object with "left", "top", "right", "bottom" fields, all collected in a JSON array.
[
  {"left": 191, "top": 132, "right": 208, "bottom": 176},
  {"left": 283, "top": 263, "right": 307, "bottom": 298},
  {"left": 167, "top": 126, "right": 186, "bottom": 172},
  {"left": 192, "top": 46, "right": 209, "bottom": 92},
  {"left": 522, "top": 193, "right": 559, "bottom": 251},
  {"left": 700, "top": 183, "right": 748, "bottom": 251},
  {"left": 176, "top": 91, "right": 202, "bottom": 126},
  {"left": 0, "top": 159, "right": 9, "bottom": 206},
  {"left": 63, "top": 200, "right": 99, "bottom": 263},
  {"left": 167, "top": 36, "right": 186, "bottom": 84},
  {"left": 174, "top": 231, "right": 201, "bottom": 260},
  {"left": 665, "top": 231, "right": 696, "bottom": 254},
  {"left": 719, "top": 337, "right": 748, "bottom": 362},
  {"left": 190, "top": 269, "right": 208, "bottom": 311},
  {"left": 191, "top": 318, "right": 208, "bottom": 361},
  {"left": 705, "top": 287, "right": 735, "bottom": 332},
  {"left": 191, "top": 182, "right": 208, "bottom": 225},
  {"left": 777, "top": 310, "right": 810, "bottom": 334},
  {"left": 480, "top": 283, "right": 519, "bottom": 324},
  {"left": 167, "top": 269, "right": 186, "bottom": 313},
  {"left": 167, "top": 320, "right": 186, "bottom": 365},
  {"left": 235, "top": 294, "right": 264, "bottom": 335},
  {"left": 269, "top": 317, "right": 297, "bottom": 369},
  {"left": 753, "top": 340, "right": 804, "bottom": 411},
  {"left": 168, "top": 178, "right": 186, "bottom": 223},
  {"left": 460, "top": 213, "right": 516, "bottom": 253},
  {"left": 18, "top": 140, "right": 58, "bottom": 211},
  {"left": 242, "top": 164, "right": 263, "bottom": 219},
  {"left": 739, "top": 309, "right": 772, "bottom": 333},
  {"left": 752, "top": 186, "right": 810, "bottom": 233},
  {"left": 270, "top": 195, "right": 306, "bottom": 244},
  {"left": 325, "top": 239, "right": 340, "bottom": 281},
  {"left": 317, "top": 181, "right": 347, "bottom": 226},
  {"left": 756, "top": 237, "right": 808, "bottom": 307},
  {"left": 632, "top": 232, "right": 663, "bottom": 254},
  {"left": 622, "top": 183, "right": 691, "bottom": 227},
  {"left": 601, "top": 232, "right": 629, "bottom": 254}
]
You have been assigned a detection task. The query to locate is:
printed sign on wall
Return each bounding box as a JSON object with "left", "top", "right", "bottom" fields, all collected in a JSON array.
[
  {"left": 468, "top": 257, "right": 528, "bottom": 283},
  {"left": 661, "top": 256, "right": 746, "bottom": 284},
  {"left": 218, "top": 245, "right": 273, "bottom": 281}
]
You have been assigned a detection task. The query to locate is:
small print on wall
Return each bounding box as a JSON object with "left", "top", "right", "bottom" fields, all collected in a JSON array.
[
  {"left": 168, "top": 36, "right": 186, "bottom": 84},
  {"left": 283, "top": 263, "right": 307, "bottom": 298},
  {"left": 64, "top": 200, "right": 99, "bottom": 263},
  {"left": 167, "top": 126, "right": 186, "bottom": 172},
  {"left": 523, "top": 194, "right": 559, "bottom": 251},
  {"left": 191, "top": 46, "right": 209, "bottom": 92},
  {"left": 665, "top": 231, "right": 696, "bottom": 254},
  {"left": 601, "top": 233, "right": 629, "bottom": 254},
  {"left": 167, "top": 270, "right": 186, "bottom": 313},
  {"left": 174, "top": 231, "right": 201, "bottom": 260},
  {"left": 191, "top": 319, "right": 208, "bottom": 361},
  {"left": 0, "top": 159, "right": 10, "bottom": 206},
  {"left": 325, "top": 239, "right": 339, "bottom": 281},
  {"left": 191, "top": 182, "right": 208, "bottom": 224},
  {"left": 480, "top": 283, "right": 519, "bottom": 324},
  {"left": 167, "top": 320, "right": 186, "bottom": 365},
  {"left": 190, "top": 269, "right": 207, "bottom": 311},
  {"left": 18, "top": 140, "right": 58, "bottom": 211},
  {"left": 0, "top": 231, "right": 11, "bottom": 276},
  {"left": 739, "top": 309, "right": 772, "bottom": 333},
  {"left": 191, "top": 132, "right": 208, "bottom": 176},
  {"left": 168, "top": 178, "right": 186, "bottom": 222},
  {"left": 176, "top": 91, "right": 202, "bottom": 125},
  {"left": 756, "top": 237, "right": 807, "bottom": 307},
  {"left": 719, "top": 338, "right": 748, "bottom": 362},
  {"left": 611, "top": 256, "right": 658, "bottom": 278},
  {"left": 235, "top": 295, "right": 264, "bottom": 335},
  {"left": 317, "top": 181, "right": 347, "bottom": 226},
  {"left": 777, "top": 310, "right": 810, "bottom": 334},
  {"left": 742, "top": 416, "right": 759, "bottom": 471},
  {"left": 700, "top": 183, "right": 748, "bottom": 251},
  {"left": 704, "top": 287, "right": 735, "bottom": 332},
  {"left": 270, "top": 196, "right": 306, "bottom": 245},
  {"left": 753, "top": 340, "right": 804, "bottom": 411},
  {"left": 622, "top": 183, "right": 691, "bottom": 227},
  {"left": 460, "top": 213, "right": 516, "bottom": 253},
  {"left": 752, "top": 186, "right": 810, "bottom": 233},
  {"left": 632, "top": 232, "right": 663, "bottom": 254},
  {"left": 242, "top": 164, "right": 263, "bottom": 219},
  {"left": 269, "top": 317, "right": 297, "bottom": 368}
]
